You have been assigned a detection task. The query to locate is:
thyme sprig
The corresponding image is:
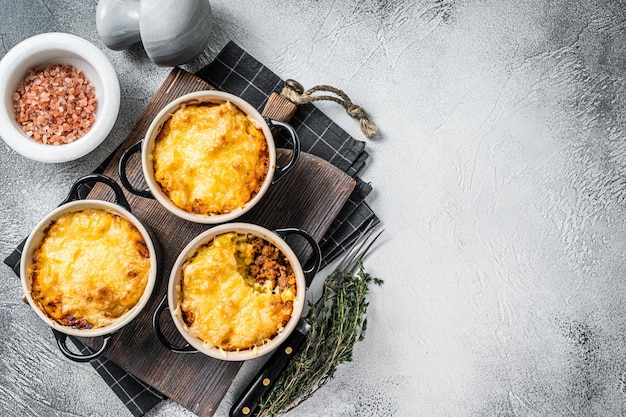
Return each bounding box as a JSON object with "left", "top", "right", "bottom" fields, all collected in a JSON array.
[{"left": 257, "top": 263, "right": 383, "bottom": 417}]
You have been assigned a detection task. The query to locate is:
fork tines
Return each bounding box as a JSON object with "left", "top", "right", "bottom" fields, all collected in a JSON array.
[{"left": 336, "top": 221, "right": 384, "bottom": 275}]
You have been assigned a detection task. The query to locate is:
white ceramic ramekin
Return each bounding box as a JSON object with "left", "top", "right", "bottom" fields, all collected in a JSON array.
[
  {"left": 20, "top": 175, "right": 157, "bottom": 362},
  {"left": 153, "top": 222, "right": 321, "bottom": 361},
  {"left": 119, "top": 90, "right": 300, "bottom": 224},
  {"left": 0, "top": 32, "right": 120, "bottom": 163}
]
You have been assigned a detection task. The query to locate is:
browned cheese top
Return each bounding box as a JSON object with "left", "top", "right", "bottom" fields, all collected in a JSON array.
[
  {"left": 180, "top": 232, "right": 296, "bottom": 351},
  {"left": 153, "top": 102, "right": 269, "bottom": 216},
  {"left": 29, "top": 209, "right": 150, "bottom": 329}
]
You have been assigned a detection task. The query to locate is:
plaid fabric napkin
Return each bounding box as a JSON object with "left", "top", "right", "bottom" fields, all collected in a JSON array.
[{"left": 3, "top": 41, "right": 378, "bottom": 416}]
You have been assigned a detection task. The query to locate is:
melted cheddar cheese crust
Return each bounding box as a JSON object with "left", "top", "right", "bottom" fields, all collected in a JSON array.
[
  {"left": 152, "top": 102, "right": 269, "bottom": 216},
  {"left": 180, "top": 232, "right": 296, "bottom": 351},
  {"left": 29, "top": 209, "right": 150, "bottom": 329}
]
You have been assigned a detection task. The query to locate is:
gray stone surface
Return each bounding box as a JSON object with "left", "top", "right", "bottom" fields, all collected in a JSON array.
[{"left": 2, "top": 1, "right": 626, "bottom": 416}]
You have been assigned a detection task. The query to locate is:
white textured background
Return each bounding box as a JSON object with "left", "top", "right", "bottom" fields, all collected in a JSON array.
[{"left": 2, "top": 1, "right": 626, "bottom": 416}]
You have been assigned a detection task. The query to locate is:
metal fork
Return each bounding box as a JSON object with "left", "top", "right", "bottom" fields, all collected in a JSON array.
[{"left": 326, "top": 222, "right": 384, "bottom": 293}]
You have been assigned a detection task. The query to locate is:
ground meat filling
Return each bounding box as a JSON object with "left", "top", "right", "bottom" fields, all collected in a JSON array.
[
  {"left": 249, "top": 236, "right": 296, "bottom": 328},
  {"left": 250, "top": 237, "right": 294, "bottom": 291}
]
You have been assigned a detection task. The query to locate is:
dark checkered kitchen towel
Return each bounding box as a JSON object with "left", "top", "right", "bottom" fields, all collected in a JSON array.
[{"left": 4, "top": 41, "right": 379, "bottom": 416}]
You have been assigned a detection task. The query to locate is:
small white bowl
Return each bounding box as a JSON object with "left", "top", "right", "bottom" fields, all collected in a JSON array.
[{"left": 0, "top": 32, "right": 120, "bottom": 163}]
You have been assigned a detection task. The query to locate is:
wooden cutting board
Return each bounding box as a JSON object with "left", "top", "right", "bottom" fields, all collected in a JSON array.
[{"left": 82, "top": 67, "right": 356, "bottom": 416}]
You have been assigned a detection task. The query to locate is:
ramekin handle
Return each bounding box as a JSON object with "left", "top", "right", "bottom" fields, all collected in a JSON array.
[
  {"left": 266, "top": 118, "right": 301, "bottom": 184},
  {"left": 52, "top": 329, "right": 115, "bottom": 362},
  {"left": 152, "top": 295, "right": 197, "bottom": 354},
  {"left": 60, "top": 173, "right": 131, "bottom": 211},
  {"left": 118, "top": 140, "right": 154, "bottom": 199},
  {"left": 274, "top": 227, "right": 322, "bottom": 288}
]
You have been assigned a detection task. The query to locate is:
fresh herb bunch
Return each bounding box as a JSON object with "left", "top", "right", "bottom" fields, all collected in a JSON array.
[{"left": 257, "top": 263, "right": 383, "bottom": 417}]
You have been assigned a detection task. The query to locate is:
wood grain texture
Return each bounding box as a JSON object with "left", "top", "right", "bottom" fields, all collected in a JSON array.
[
  {"left": 261, "top": 92, "right": 298, "bottom": 121},
  {"left": 82, "top": 67, "right": 355, "bottom": 417}
]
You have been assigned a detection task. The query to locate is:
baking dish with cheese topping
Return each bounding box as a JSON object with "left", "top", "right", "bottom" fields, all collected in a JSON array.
[
  {"left": 153, "top": 223, "right": 321, "bottom": 361},
  {"left": 20, "top": 174, "right": 158, "bottom": 362},
  {"left": 118, "top": 90, "right": 301, "bottom": 224}
]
